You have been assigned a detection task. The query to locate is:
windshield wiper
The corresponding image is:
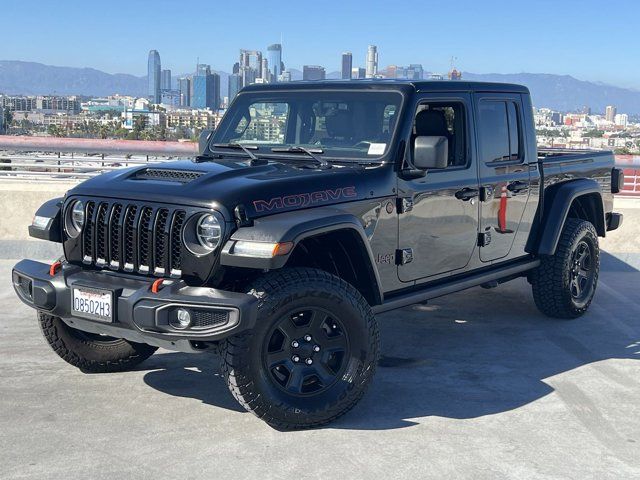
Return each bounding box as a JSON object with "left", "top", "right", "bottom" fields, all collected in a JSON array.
[
  {"left": 211, "top": 143, "right": 266, "bottom": 164},
  {"left": 271, "top": 146, "right": 330, "bottom": 169}
]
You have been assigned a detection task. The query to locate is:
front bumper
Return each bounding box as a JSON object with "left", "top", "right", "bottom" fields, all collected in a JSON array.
[{"left": 12, "top": 259, "right": 258, "bottom": 353}]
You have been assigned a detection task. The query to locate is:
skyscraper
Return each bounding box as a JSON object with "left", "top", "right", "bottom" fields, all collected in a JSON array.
[
  {"left": 341, "top": 52, "right": 352, "bottom": 80},
  {"left": 161, "top": 69, "right": 172, "bottom": 90},
  {"left": 191, "top": 65, "right": 220, "bottom": 110},
  {"left": 352, "top": 67, "right": 366, "bottom": 79},
  {"left": 605, "top": 105, "right": 617, "bottom": 122},
  {"left": 147, "top": 50, "right": 161, "bottom": 103},
  {"left": 228, "top": 74, "right": 242, "bottom": 103},
  {"left": 178, "top": 77, "right": 191, "bottom": 107},
  {"left": 303, "top": 65, "right": 325, "bottom": 81},
  {"left": 261, "top": 58, "right": 270, "bottom": 82},
  {"left": 366, "top": 45, "right": 378, "bottom": 78},
  {"left": 279, "top": 70, "right": 292, "bottom": 82},
  {"left": 239, "top": 50, "right": 262, "bottom": 88},
  {"left": 267, "top": 44, "right": 282, "bottom": 82}
]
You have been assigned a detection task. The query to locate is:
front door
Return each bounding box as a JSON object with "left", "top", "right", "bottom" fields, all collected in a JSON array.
[
  {"left": 474, "top": 93, "right": 531, "bottom": 262},
  {"left": 397, "top": 93, "right": 479, "bottom": 283}
]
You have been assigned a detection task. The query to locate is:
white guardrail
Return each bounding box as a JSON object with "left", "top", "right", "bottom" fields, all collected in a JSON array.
[
  {"left": 0, "top": 154, "right": 174, "bottom": 181},
  {"left": 0, "top": 136, "right": 199, "bottom": 182}
]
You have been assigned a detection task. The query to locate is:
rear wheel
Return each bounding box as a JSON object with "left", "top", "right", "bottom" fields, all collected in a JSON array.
[
  {"left": 221, "top": 268, "right": 379, "bottom": 430},
  {"left": 531, "top": 218, "right": 599, "bottom": 319},
  {"left": 38, "top": 312, "right": 158, "bottom": 372}
]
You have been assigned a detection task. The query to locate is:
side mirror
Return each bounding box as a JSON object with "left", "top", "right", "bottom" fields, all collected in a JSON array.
[
  {"left": 198, "top": 129, "right": 214, "bottom": 155},
  {"left": 414, "top": 136, "right": 448, "bottom": 170}
]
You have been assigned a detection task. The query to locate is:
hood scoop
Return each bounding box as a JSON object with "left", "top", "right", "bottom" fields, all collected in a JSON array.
[{"left": 134, "top": 168, "right": 205, "bottom": 183}]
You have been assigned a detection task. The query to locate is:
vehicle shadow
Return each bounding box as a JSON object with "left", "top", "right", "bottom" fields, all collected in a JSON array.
[{"left": 139, "top": 251, "right": 640, "bottom": 430}]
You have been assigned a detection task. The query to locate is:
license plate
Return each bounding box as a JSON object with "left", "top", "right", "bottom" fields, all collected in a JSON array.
[{"left": 72, "top": 287, "right": 113, "bottom": 322}]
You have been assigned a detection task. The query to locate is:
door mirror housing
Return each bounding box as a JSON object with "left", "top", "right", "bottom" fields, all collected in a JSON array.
[
  {"left": 198, "top": 129, "right": 214, "bottom": 155},
  {"left": 414, "top": 136, "right": 448, "bottom": 170}
]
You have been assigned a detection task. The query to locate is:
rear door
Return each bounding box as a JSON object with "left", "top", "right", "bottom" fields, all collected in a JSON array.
[{"left": 474, "top": 93, "right": 531, "bottom": 262}]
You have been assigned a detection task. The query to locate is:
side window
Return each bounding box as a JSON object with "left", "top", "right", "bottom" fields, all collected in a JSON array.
[
  {"left": 478, "top": 100, "right": 521, "bottom": 162},
  {"left": 412, "top": 102, "right": 466, "bottom": 167}
]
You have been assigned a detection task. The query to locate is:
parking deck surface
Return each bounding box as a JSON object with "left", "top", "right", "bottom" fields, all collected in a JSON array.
[{"left": 1, "top": 254, "right": 639, "bottom": 479}]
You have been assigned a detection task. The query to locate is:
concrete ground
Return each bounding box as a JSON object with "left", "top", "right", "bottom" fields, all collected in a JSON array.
[{"left": 1, "top": 251, "right": 639, "bottom": 480}]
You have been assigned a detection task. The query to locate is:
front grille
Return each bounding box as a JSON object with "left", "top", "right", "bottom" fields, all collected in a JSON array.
[
  {"left": 135, "top": 168, "right": 204, "bottom": 183},
  {"left": 81, "top": 200, "right": 187, "bottom": 278},
  {"left": 191, "top": 309, "right": 230, "bottom": 330}
]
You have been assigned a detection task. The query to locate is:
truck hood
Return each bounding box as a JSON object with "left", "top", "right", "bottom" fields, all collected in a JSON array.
[{"left": 67, "top": 158, "right": 394, "bottom": 221}]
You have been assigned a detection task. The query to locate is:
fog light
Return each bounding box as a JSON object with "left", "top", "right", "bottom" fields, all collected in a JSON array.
[{"left": 171, "top": 308, "right": 192, "bottom": 329}]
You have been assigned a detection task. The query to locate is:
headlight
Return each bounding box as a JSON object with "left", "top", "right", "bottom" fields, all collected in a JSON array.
[
  {"left": 65, "top": 200, "right": 85, "bottom": 238},
  {"left": 196, "top": 214, "right": 221, "bottom": 250},
  {"left": 71, "top": 201, "right": 85, "bottom": 231}
]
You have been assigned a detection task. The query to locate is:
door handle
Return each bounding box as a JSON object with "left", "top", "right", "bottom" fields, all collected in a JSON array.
[
  {"left": 507, "top": 181, "right": 529, "bottom": 193},
  {"left": 455, "top": 188, "right": 479, "bottom": 201}
]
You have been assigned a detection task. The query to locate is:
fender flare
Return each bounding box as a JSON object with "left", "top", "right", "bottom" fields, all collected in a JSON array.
[
  {"left": 28, "top": 197, "right": 64, "bottom": 243},
  {"left": 220, "top": 207, "right": 384, "bottom": 304},
  {"left": 536, "top": 179, "right": 605, "bottom": 256}
]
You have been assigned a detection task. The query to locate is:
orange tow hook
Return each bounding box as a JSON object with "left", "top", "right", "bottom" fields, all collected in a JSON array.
[
  {"left": 49, "top": 261, "right": 62, "bottom": 276},
  {"left": 151, "top": 278, "right": 164, "bottom": 294}
]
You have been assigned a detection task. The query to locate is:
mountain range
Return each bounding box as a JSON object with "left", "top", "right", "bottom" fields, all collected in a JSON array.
[{"left": 1, "top": 60, "right": 638, "bottom": 114}]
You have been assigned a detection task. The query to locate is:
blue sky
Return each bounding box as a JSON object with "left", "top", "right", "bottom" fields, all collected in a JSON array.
[{"left": 2, "top": 0, "right": 637, "bottom": 88}]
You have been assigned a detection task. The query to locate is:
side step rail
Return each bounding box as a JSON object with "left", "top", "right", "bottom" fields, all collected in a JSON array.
[{"left": 373, "top": 258, "right": 540, "bottom": 314}]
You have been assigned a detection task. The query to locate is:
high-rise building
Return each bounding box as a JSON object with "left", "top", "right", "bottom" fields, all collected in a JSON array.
[
  {"left": 161, "top": 90, "right": 180, "bottom": 107},
  {"left": 178, "top": 77, "right": 191, "bottom": 107},
  {"left": 352, "top": 67, "right": 366, "bottom": 79},
  {"left": 191, "top": 65, "right": 220, "bottom": 110},
  {"left": 366, "top": 45, "right": 378, "bottom": 78},
  {"left": 239, "top": 50, "right": 263, "bottom": 88},
  {"left": 279, "top": 70, "right": 292, "bottom": 82},
  {"left": 147, "top": 50, "right": 161, "bottom": 103},
  {"left": 341, "top": 52, "right": 353, "bottom": 80},
  {"left": 408, "top": 64, "right": 423, "bottom": 80},
  {"left": 161, "top": 69, "right": 172, "bottom": 90},
  {"left": 605, "top": 105, "right": 617, "bottom": 122},
  {"left": 261, "top": 58, "right": 270, "bottom": 82},
  {"left": 303, "top": 65, "right": 326, "bottom": 81},
  {"left": 448, "top": 68, "right": 462, "bottom": 80},
  {"left": 267, "top": 44, "right": 282, "bottom": 82},
  {"left": 386, "top": 64, "right": 423, "bottom": 80},
  {"left": 614, "top": 113, "right": 628, "bottom": 127},
  {"left": 228, "top": 74, "right": 242, "bottom": 103}
]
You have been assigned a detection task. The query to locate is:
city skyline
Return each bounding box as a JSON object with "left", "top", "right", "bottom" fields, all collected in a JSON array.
[{"left": 1, "top": 0, "right": 638, "bottom": 89}]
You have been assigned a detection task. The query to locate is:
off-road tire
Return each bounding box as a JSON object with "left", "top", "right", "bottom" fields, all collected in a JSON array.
[
  {"left": 220, "top": 268, "right": 380, "bottom": 430},
  {"left": 531, "top": 218, "right": 600, "bottom": 319},
  {"left": 38, "top": 312, "right": 158, "bottom": 373}
]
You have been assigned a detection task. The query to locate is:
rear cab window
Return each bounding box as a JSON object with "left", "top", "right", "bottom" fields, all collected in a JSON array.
[{"left": 477, "top": 100, "right": 522, "bottom": 163}]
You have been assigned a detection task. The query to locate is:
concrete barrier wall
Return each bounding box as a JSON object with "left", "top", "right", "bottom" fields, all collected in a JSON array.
[
  {"left": 1, "top": 181, "right": 639, "bottom": 262},
  {"left": 0, "top": 182, "right": 72, "bottom": 259}
]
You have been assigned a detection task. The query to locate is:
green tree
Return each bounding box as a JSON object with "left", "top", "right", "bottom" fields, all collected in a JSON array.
[
  {"left": 582, "top": 129, "right": 604, "bottom": 138},
  {"left": 47, "top": 125, "right": 65, "bottom": 137},
  {"left": 2, "top": 109, "right": 13, "bottom": 132}
]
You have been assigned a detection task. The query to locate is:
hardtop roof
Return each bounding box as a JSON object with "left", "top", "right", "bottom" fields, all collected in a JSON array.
[{"left": 240, "top": 79, "right": 530, "bottom": 94}]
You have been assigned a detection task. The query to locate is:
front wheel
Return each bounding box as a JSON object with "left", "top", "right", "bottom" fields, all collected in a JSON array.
[
  {"left": 531, "top": 218, "right": 600, "bottom": 319},
  {"left": 221, "top": 268, "right": 380, "bottom": 429},
  {"left": 39, "top": 312, "right": 158, "bottom": 372}
]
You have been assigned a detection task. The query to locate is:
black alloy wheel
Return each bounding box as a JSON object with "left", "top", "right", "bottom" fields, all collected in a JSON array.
[
  {"left": 569, "top": 239, "right": 595, "bottom": 302},
  {"left": 263, "top": 307, "right": 349, "bottom": 396}
]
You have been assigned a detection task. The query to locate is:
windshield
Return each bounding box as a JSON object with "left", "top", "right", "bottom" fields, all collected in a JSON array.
[{"left": 210, "top": 90, "right": 404, "bottom": 161}]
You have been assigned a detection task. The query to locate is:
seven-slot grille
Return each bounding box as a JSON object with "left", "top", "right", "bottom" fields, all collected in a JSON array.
[{"left": 81, "top": 200, "right": 187, "bottom": 278}]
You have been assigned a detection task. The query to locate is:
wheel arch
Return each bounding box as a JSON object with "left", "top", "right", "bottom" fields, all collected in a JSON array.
[
  {"left": 533, "top": 178, "right": 606, "bottom": 256},
  {"left": 220, "top": 208, "right": 384, "bottom": 306}
]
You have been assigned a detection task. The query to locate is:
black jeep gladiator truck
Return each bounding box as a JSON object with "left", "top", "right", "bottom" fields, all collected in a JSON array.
[{"left": 13, "top": 80, "right": 623, "bottom": 429}]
